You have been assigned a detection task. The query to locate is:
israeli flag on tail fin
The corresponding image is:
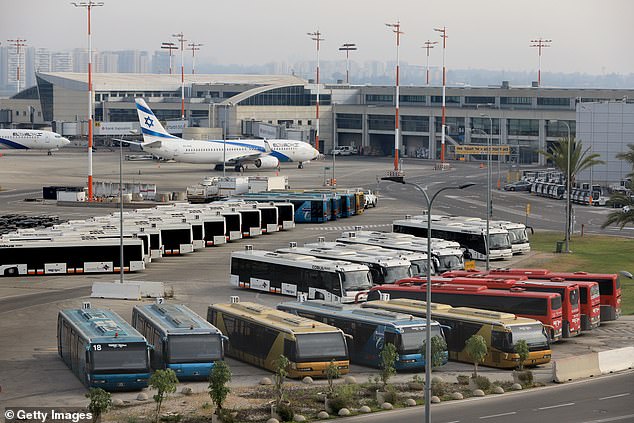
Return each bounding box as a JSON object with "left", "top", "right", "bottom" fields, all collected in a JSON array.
[{"left": 135, "top": 98, "right": 180, "bottom": 144}]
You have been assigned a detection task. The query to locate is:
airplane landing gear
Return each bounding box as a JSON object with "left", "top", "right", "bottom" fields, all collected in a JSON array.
[{"left": 298, "top": 162, "right": 304, "bottom": 169}]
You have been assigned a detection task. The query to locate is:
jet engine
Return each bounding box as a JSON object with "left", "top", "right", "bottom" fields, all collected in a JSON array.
[{"left": 254, "top": 155, "right": 280, "bottom": 169}]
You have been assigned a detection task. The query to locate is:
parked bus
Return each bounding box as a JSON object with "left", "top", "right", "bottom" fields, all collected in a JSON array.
[
  {"left": 337, "top": 230, "right": 464, "bottom": 273},
  {"left": 207, "top": 299, "right": 349, "bottom": 378},
  {"left": 416, "top": 276, "right": 581, "bottom": 338},
  {"left": 442, "top": 270, "right": 601, "bottom": 331},
  {"left": 362, "top": 299, "right": 551, "bottom": 369},
  {"left": 277, "top": 300, "right": 447, "bottom": 370},
  {"left": 306, "top": 238, "right": 430, "bottom": 277},
  {"left": 132, "top": 303, "right": 226, "bottom": 380},
  {"left": 484, "top": 268, "right": 621, "bottom": 322},
  {"left": 277, "top": 242, "right": 412, "bottom": 284},
  {"left": 437, "top": 216, "right": 531, "bottom": 255},
  {"left": 230, "top": 246, "right": 372, "bottom": 303},
  {"left": 0, "top": 235, "right": 145, "bottom": 276},
  {"left": 365, "top": 282, "right": 563, "bottom": 341},
  {"left": 238, "top": 193, "right": 331, "bottom": 223},
  {"left": 393, "top": 215, "right": 513, "bottom": 261},
  {"left": 57, "top": 307, "right": 151, "bottom": 390}
]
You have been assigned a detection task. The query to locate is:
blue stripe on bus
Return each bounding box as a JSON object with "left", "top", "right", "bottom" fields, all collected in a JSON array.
[{"left": 0, "top": 137, "right": 29, "bottom": 149}]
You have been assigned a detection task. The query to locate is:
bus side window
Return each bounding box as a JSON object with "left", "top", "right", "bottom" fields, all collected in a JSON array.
[
  {"left": 384, "top": 331, "right": 397, "bottom": 349},
  {"left": 283, "top": 338, "right": 297, "bottom": 361}
]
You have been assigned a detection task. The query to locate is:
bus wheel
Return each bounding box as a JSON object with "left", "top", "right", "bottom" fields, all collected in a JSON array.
[{"left": 4, "top": 267, "right": 18, "bottom": 276}]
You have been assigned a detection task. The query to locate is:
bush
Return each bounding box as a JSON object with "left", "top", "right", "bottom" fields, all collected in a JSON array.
[
  {"left": 456, "top": 375, "right": 470, "bottom": 386},
  {"left": 276, "top": 402, "right": 294, "bottom": 422},
  {"left": 382, "top": 386, "right": 398, "bottom": 405},
  {"left": 474, "top": 376, "right": 491, "bottom": 391},
  {"left": 517, "top": 370, "right": 534, "bottom": 386},
  {"left": 431, "top": 380, "right": 446, "bottom": 397},
  {"left": 217, "top": 409, "right": 235, "bottom": 423},
  {"left": 327, "top": 395, "right": 348, "bottom": 414}
]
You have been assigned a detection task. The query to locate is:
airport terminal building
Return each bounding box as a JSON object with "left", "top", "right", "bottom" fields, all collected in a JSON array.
[{"left": 3, "top": 72, "right": 634, "bottom": 174}]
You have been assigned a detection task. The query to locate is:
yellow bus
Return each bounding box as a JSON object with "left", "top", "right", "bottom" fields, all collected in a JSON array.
[
  {"left": 208, "top": 298, "right": 349, "bottom": 378},
  {"left": 362, "top": 298, "right": 551, "bottom": 369}
]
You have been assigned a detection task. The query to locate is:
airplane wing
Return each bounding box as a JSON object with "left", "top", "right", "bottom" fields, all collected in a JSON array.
[
  {"left": 225, "top": 152, "right": 263, "bottom": 165},
  {"left": 113, "top": 138, "right": 162, "bottom": 148}
]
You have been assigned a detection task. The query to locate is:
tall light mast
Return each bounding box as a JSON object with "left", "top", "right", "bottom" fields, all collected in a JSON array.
[
  {"left": 386, "top": 21, "right": 403, "bottom": 171},
  {"left": 161, "top": 41, "right": 177, "bottom": 74},
  {"left": 338, "top": 43, "right": 357, "bottom": 84},
  {"left": 187, "top": 42, "right": 203, "bottom": 75},
  {"left": 72, "top": 1, "right": 104, "bottom": 202},
  {"left": 7, "top": 38, "right": 27, "bottom": 94},
  {"left": 173, "top": 32, "right": 187, "bottom": 120},
  {"left": 422, "top": 40, "right": 438, "bottom": 86},
  {"left": 530, "top": 37, "right": 552, "bottom": 87},
  {"left": 307, "top": 30, "right": 324, "bottom": 153},
  {"left": 434, "top": 26, "right": 448, "bottom": 164}
]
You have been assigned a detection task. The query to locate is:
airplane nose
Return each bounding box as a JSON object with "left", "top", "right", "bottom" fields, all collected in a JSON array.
[
  {"left": 63, "top": 138, "right": 71, "bottom": 145},
  {"left": 311, "top": 147, "right": 319, "bottom": 159}
]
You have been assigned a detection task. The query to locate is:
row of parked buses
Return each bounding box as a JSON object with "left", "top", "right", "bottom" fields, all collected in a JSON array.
[
  {"left": 0, "top": 199, "right": 295, "bottom": 277},
  {"left": 58, "top": 294, "right": 556, "bottom": 391}
]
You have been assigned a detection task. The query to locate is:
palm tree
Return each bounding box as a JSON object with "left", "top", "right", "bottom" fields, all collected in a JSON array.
[
  {"left": 602, "top": 144, "right": 634, "bottom": 229},
  {"left": 539, "top": 137, "right": 604, "bottom": 243}
]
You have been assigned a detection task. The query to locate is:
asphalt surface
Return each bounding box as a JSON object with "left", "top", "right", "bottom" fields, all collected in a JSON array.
[{"left": 0, "top": 149, "right": 632, "bottom": 412}]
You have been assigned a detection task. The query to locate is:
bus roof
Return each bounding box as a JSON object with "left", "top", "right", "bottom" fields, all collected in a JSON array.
[
  {"left": 276, "top": 300, "right": 438, "bottom": 329},
  {"left": 370, "top": 282, "right": 561, "bottom": 299},
  {"left": 277, "top": 245, "right": 411, "bottom": 267},
  {"left": 59, "top": 308, "right": 147, "bottom": 344},
  {"left": 209, "top": 302, "right": 343, "bottom": 335},
  {"left": 232, "top": 249, "right": 370, "bottom": 272},
  {"left": 133, "top": 303, "right": 221, "bottom": 336},
  {"left": 363, "top": 299, "right": 542, "bottom": 327}
]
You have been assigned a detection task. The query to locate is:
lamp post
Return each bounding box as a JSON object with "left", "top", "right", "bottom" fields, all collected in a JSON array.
[
  {"left": 114, "top": 129, "right": 137, "bottom": 284},
  {"left": 307, "top": 30, "right": 324, "bottom": 153},
  {"left": 382, "top": 176, "right": 475, "bottom": 423},
  {"left": 481, "top": 114, "right": 500, "bottom": 190},
  {"left": 422, "top": 40, "right": 437, "bottom": 86},
  {"left": 549, "top": 119, "right": 571, "bottom": 253},
  {"left": 160, "top": 42, "right": 177, "bottom": 74},
  {"left": 173, "top": 32, "right": 186, "bottom": 120},
  {"left": 472, "top": 126, "right": 492, "bottom": 270},
  {"left": 338, "top": 43, "right": 357, "bottom": 84},
  {"left": 222, "top": 102, "right": 233, "bottom": 177}
]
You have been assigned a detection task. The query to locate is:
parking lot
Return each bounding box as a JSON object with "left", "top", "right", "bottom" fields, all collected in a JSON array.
[{"left": 1, "top": 149, "right": 632, "bottom": 407}]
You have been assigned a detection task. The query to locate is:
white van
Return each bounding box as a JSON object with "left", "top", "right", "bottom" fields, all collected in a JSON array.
[{"left": 330, "top": 145, "right": 358, "bottom": 156}]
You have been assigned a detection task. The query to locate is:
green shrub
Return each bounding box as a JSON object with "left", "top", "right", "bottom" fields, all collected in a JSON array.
[
  {"left": 382, "top": 386, "right": 398, "bottom": 405},
  {"left": 517, "top": 370, "right": 534, "bottom": 386},
  {"left": 431, "top": 380, "right": 446, "bottom": 397},
  {"left": 456, "top": 375, "right": 470, "bottom": 385},
  {"left": 276, "top": 402, "right": 294, "bottom": 422},
  {"left": 217, "top": 408, "right": 235, "bottom": 423},
  {"left": 327, "top": 395, "right": 348, "bottom": 414},
  {"left": 474, "top": 375, "right": 491, "bottom": 391}
]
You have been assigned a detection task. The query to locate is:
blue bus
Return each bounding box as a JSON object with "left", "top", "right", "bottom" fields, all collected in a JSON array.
[
  {"left": 277, "top": 300, "right": 447, "bottom": 371},
  {"left": 57, "top": 307, "right": 151, "bottom": 391},
  {"left": 238, "top": 193, "right": 331, "bottom": 223},
  {"left": 132, "top": 303, "right": 226, "bottom": 380}
]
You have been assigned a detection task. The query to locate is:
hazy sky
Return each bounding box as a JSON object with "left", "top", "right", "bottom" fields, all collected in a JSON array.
[{"left": 2, "top": 0, "right": 633, "bottom": 74}]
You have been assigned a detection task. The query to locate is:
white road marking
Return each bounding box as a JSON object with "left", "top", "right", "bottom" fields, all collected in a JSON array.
[
  {"left": 480, "top": 411, "right": 517, "bottom": 419},
  {"left": 599, "top": 393, "right": 630, "bottom": 401},
  {"left": 537, "top": 402, "right": 575, "bottom": 410},
  {"left": 582, "top": 414, "right": 634, "bottom": 422}
]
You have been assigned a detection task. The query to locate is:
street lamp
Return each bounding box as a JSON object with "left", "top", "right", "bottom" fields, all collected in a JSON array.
[
  {"left": 222, "top": 102, "right": 233, "bottom": 177},
  {"left": 114, "top": 129, "right": 137, "bottom": 284},
  {"left": 382, "top": 176, "right": 475, "bottom": 423},
  {"left": 472, "top": 126, "right": 492, "bottom": 270},
  {"left": 481, "top": 113, "right": 500, "bottom": 190},
  {"left": 549, "top": 119, "right": 571, "bottom": 253}
]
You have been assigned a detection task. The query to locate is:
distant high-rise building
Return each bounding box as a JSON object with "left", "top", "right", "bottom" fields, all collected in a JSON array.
[
  {"left": 152, "top": 50, "right": 170, "bottom": 74},
  {"left": 117, "top": 50, "right": 150, "bottom": 73},
  {"left": 51, "top": 52, "right": 73, "bottom": 72},
  {"left": 72, "top": 48, "right": 88, "bottom": 73}
]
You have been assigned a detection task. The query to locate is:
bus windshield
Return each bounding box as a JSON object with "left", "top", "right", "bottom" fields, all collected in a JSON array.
[
  {"left": 90, "top": 342, "right": 148, "bottom": 373},
  {"left": 295, "top": 332, "right": 348, "bottom": 361},
  {"left": 488, "top": 233, "right": 511, "bottom": 249},
  {"left": 168, "top": 334, "right": 223, "bottom": 364},
  {"left": 510, "top": 323, "right": 549, "bottom": 349},
  {"left": 437, "top": 254, "right": 463, "bottom": 271},
  {"left": 508, "top": 228, "right": 528, "bottom": 244},
  {"left": 384, "top": 265, "right": 411, "bottom": 284},
  {"left": 409, "top": 260, "right": 429, "bottom": 276},
  {"left": 399, "top": 326, "right": 443, "bottom": 354},
  {"left": 551, "top": 296, "right": 562, "bottom": 312},
  {"left": 590, "top": 284, "right": 600, "bottom": 299},
  {"left": 570, "top": 289, "right": 580, "bottom": 310},
  {"left": 341, "top": 270, "right": 372, "bottom": 291}
]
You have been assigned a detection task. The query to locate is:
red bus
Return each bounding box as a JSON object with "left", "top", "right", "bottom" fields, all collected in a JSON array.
[
  {"left": 366, "top": 282, "right": 563, "bottom": 342},
  {"left": 446, "top": 268, "right": 620, "bottom": 322},
  {"left": 442, "top": 271, "right": 600, "bottom": 332},
  {"left": 419, "top": 276, "right": 581, "bottom": 338}
]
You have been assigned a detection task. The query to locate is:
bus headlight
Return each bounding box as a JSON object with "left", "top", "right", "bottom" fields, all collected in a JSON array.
[{"left": 298, "top": 367, "right": 313, "bottom": 372}]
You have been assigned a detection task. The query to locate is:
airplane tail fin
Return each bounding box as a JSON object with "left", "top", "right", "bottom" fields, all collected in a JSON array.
[{"left": 135, "top": 98, "right": 178, "bottom": 143}]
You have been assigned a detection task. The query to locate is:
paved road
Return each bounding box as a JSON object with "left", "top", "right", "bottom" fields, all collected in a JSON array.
[
  {"left": 0, "top": 150, "right": 632, "bottom": 409},
  {"left": 341, "top": 371, "right": 634, "bottom": 423}
]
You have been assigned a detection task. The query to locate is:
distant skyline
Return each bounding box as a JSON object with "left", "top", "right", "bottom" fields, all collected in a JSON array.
[{"left": 1, "top": 0, "right": 633, "bottom": 76}]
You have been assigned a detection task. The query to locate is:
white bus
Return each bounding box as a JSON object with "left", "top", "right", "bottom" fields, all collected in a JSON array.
[
  {"left": 0, "top": 235, "right": 145, "bottom": 276},
  {"left": 337, "top": 230, "right": 465, "bottom": 273},
  {"left": 306, "top": 238, "right": 430, "bottom": 277},
  {"left": 230, "top": 246, "right": 372, "bottom": 303},
  {"left": 392, "top": 215, "right": 513, "bottom": 261},
  {"left": 277, "top": 242, "right": 412, "bottom": 284}
]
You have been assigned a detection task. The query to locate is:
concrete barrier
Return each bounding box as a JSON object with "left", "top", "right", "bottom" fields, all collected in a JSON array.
[
  {"left": 598, "top": 347, "right": 634, "bottom": 374},
  {"left": 552, "top": 352, "right": 600, "bottom": 383}
]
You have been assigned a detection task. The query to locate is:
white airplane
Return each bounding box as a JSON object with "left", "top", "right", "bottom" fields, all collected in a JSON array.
[
  {"left": 0, "top": 129, "right": 70, "bottom": 154},
  {"left": 135, "top": 98, "right": 319, "bottom": 171}
]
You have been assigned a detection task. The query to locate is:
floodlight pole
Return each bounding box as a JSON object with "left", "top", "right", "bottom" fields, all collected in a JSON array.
[
  {"left": 422, "top": 40, "right": 437, "bottom": 86},
  {"left": 173, "top": 32, "right": 186, "bottom": 120},
  {"left": 386, "top": 21, "right": 403, "bottom": 171},
  {"left": 160, "top": 42, "right": 177, "bottom": 74},
  {"left": 72, "top": 1, "right": 104, "bottom": 202},
  {"left": 188, "top": 42, "right": 202, "bottom": 75},
  {"left": 381, "top": 176, "right": 475, "bottom": 423},
  {"left": 550, "top": 119, "right": 571, "bottom": 253},
  {"left": 434, "top": 26, "right": 447, "bottom": 163},
  {"left": 530, "top": 37, "right": 552, "bottom": 87},
  {"left": 308, "top": 30, "right": 324, "bottom": 153},
  {"left": 339, "top": 43, "right": 357, "bottom": 84}
]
